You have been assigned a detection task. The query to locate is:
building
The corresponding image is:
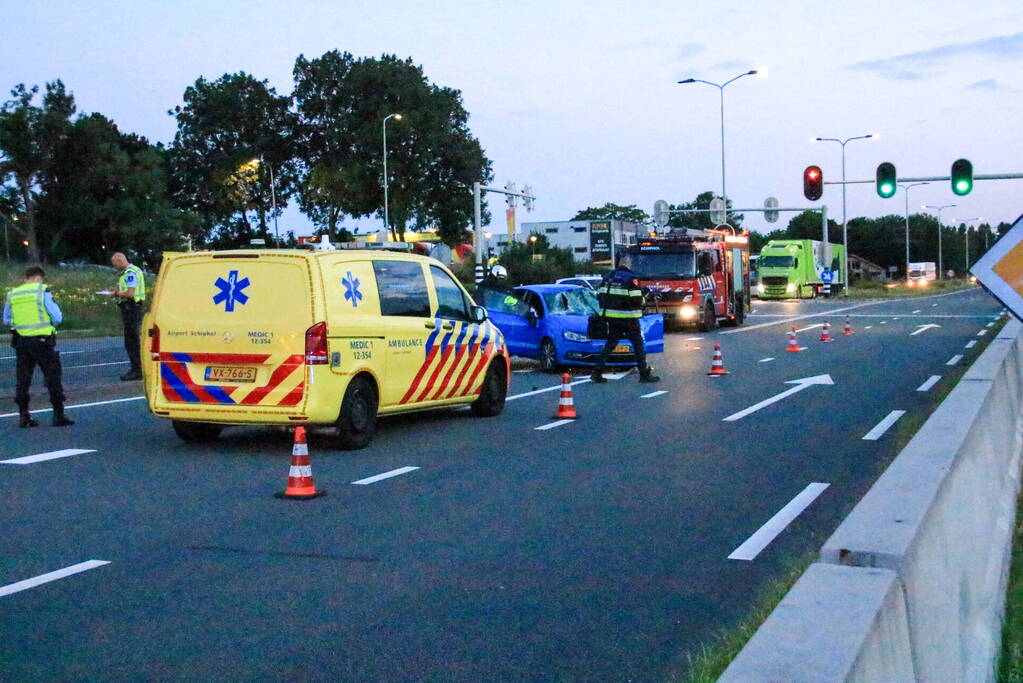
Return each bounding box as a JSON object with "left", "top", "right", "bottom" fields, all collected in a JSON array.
[
  {"left": 484, "top": 219, "right": 644, "bottom": 264},
  {"left": 848, "top": 253, "right": 886, "bottom": 281}
]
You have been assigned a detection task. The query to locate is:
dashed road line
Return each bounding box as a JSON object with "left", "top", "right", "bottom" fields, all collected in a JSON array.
[
  {"left": 351, "top": 466, "right": 420, "bottom": 485},
  {"left": 728, "top": 483, "right": 830, "bottom": 561},
  {"left": 1, "top": 448, "right": 97, "bottom": 465},
  {"left": 946, "top": 354, "right": 963, "bottom": 365},
  {"left": 862, "top": 410, "right": 906, "bottom": 440},
  {"left": 912, "top": 309, "right": 921, "bottom": 313},
  {"left": 758, "top": 357, "right": 774, "bottom": 363},
  {"left": 916, "top": 376, "right": 941, "bottom": 392},
  {"left": 640, "top": 390, "right": 668, "bottom": 399},
  {"left": 986, "top": 322, "right": 995, "bottom": 328},
  {"left": 685, "top": 337, "right": 704, "bottom": 341},
  {"left": 535, "top": 419, "right": 575, "bottom": 431},
  {"left": 0, "top": 560, "right": 110, "bottom": 598},
  {"left": 965, "top": 340, "right": 977, "bottom": 349},
  {"left": 864, "top": 325, "right": 873, "bottom": 329},
  {"left": 977, "top": 329, "right": 988, "bottom": 337},
  {"left": 880, "top": 321, "right": 888, "bottom": 324}
]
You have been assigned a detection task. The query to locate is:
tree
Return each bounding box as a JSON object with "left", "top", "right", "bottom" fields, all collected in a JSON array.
[
  {"left": 666, "top": 191, "right": 744, "bottom": 232},
  {"left": 783, "top": 210, "right": 840, "bottom": 243},
  {"left": 168, "top": 72, "right": 299, "bottom": 246},
  {"left": 572, "top": 203, "right": 648, "bottom": 224}
]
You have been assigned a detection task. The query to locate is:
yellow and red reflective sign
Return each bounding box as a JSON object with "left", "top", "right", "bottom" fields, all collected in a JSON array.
[{"left": 971, "top": 213, "right": 1023, "bottom": 319}]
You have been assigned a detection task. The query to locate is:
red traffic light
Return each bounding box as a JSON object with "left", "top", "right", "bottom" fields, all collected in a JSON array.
[{"left": 803, "top": 165, "right": 823, "bottom": 201}]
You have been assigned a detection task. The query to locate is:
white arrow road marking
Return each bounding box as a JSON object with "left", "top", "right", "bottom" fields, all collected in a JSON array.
[
  {"left": 0, "top": 560, "right": 110, "bottom": 598},
  {"left": 722, "top": 375, "right": 834, "bottom": 422},
  {"left": 1, "top": 449, "right": 96, "bottom": 465},
  {"left": 916, "top": 375, "right": 941, "bottom": 392},
  {"left": 947, "top": 354, "right": 963, "bottom": 365},
  {"left": 535, "top": 419, "right": 575, "bottom": 431},
  {"left": 728, "top": 483, "right": 830, "bottom": 561},
  {"left": 640, "top": 390, "right": 667, "bottom": 399},
  {"left": 351, "top": 466, "right": 420, "bottom": 485},
  {"left": 863, "top": 410, "right": 906, "bottom": 440},
  {"left": 910, "top": 324, "right": 941, "bottom": 336}
]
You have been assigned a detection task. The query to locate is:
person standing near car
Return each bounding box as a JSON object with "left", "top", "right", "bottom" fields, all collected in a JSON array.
[
  {"left": 591, "top": 264, "right": 660, "bottom": 384},
  {"left": 109, "top": 252, "right": 145, "bottom": 381},
  {"left": 3, "top": 266, "right": 74, "bottom": 427}
]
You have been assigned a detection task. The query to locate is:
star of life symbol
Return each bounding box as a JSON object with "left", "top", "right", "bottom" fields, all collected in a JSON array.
[
  {"left": 213, "top": 270, "right": 250, "bottom": 313},
  {"left": 342, "top": 271, "right": 362, "bottom": 308}
]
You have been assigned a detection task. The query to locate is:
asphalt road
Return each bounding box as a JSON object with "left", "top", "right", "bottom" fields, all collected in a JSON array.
[{"left": 0, "top": 287, "right": 1005, "bottom": 680}]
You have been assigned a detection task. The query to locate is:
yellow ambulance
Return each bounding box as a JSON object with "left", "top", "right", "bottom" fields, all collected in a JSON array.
[{"left": 142, "top": 248, "right": 509, "bottom": 449}]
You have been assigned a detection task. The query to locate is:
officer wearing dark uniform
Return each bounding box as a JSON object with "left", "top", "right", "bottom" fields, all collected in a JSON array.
[
  {"left": 109, "top": 252, "right": 146, "bottom": 381},
  {"left": 591, "top": 265, "right": 660, "bottom": 384},
  {"left": 3, "top": 266, "right": 74, "bottom": 427}
]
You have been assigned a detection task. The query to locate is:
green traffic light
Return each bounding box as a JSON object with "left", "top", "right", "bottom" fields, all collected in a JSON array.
[
  {"left": 876, "top": 162, "right": 897, "bottom": 198},
  {"left": 955, "top": 180, "right": 970, "bottom": 192},
  {"left": 951, "top": 158, "right": 973, "bottom": 196},
  {"left": 880, "top": 183, "right": 893, "bottom": 195}
]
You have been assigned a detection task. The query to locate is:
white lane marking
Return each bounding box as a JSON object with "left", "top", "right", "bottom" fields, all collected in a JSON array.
[
  {"left": 640, "top": 390, "right": 667, "bottom": 399},
  {"left": 65, "top": 361, "right": 130, "bottom": 370},
  {"left": 893, "top": 317, "right": 901, "bottom": 320},
  {"left": 535, "top": 419, "right": 575, "bottom": 431},
  {"left": 932, "top": 303, "right": 938, "bottom": 307},
  {"left": 1, "top": 448, "right": 96, "bottom": 465},
  {"left": 912, "top": 309, "right": 922, "bottom": 313},
  {"left": 910, "top": 324, "right": 941, "bottom": 336},
  {"left": 604, "top": 369, "right": 634, "bottom": 380},
  {"left": 862, "top": 410, "right": 906, "bottom": 440},
  {"left": 728, "top": 483, "right": 830, "bottom": 561},
  {"left": 947, "top": 354, "right": 963, "bottom": 365},
  {"left": 986, "top": 322, "right": 995, "bottom": 328},
  {"left": 0, "top": 560, "right": 110, "bottom": 598},
  {"left": 865, "top": 326, "right": 873, "bottom": 329},
  {"left": 512, "top": 368, "right": 535, "bottom": 374},
  {"left": 0, "top": 350, "right": 93, "bottom": 361},
  {"left": 723, "top": 375, "right": 834, "bottom": 422},
  {"left": 965, "top": 340, "right": 977, "bottom": 349},
  {"left": 758, "top": 357, "right": 774, "bottom": 363},
  {"left": 685, "top": 337, "right": 704, "bottom": 341},
  {"left": 880, "top": 321, "right": 887, "bottom": 324},
  {"left": 0, "top": 395, "right": 145, "bottom": 419},
  {"left": 753, "top": 313, "right": 991, "bottom": 319},
  {"left": 351, "top": 466, "right": 420, "bottom": 485},
  {"left": 507, "top": 379, "right": 589, "bottom": 402},
  {"left": 916, "top": 376, "right": 941, "bottom": 392},
  {"left": 977, "top": 329, "right": 988, "bottom": 337},
  {"left": 794, "top": 323, "right": 824, "bottom": 333}
]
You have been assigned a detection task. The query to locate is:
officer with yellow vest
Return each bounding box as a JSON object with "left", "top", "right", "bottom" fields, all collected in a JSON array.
[
  {"left": 3, "top": 266, "right": 74, "bottom": 427},
  {"left": 591, "top": 264, "right": 660, "bottom": 384},
  {"left": 109, "top": 252, "right": 145, "bottom": 381}
]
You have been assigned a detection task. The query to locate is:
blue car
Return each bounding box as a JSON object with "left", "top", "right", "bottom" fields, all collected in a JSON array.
[{"left": 477, "top": 283, "right": 664, "bottom": 372}]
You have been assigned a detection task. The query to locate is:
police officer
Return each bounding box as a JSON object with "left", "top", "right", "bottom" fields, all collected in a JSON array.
[
  {"left": 109, "top": 252, "right": 145, "bottom": 381},
  {"left": 591, "top": 264, "right": 660, "bottom": 384},
  {"left": 3, "top": 266, "right": 74, "bottom": 427}
]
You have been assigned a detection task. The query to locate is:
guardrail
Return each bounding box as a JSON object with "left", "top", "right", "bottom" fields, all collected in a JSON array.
[{"left": 721, "top": 318, "right": 1023, "bottom": 682}]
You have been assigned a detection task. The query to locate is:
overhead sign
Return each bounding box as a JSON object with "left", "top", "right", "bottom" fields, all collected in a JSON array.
[
  {"left": 653, "top": 200, "right": 669, "bottom": 229},
  {"left": 971, "top": 213, "right": 1023, "bottom": 320},
  {"left": 710, "top": 198, "right": 727, "bottom": 225},
  {"left": 590, "top": 221, "right": 612, "bottom": 263}
]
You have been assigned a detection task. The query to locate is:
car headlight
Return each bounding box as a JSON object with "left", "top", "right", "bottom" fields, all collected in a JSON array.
[
  {"left": 756, "top": 284, "right": 765, "bottom": 294},
  {"left": 786, "top": 283, "right": 796, "bottom": 293},
  {"left": 563, "top": 330, "right": 590, "bottom": 342}
]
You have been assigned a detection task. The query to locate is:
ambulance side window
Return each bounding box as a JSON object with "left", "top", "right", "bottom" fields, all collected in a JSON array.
[
  {"left": 430, "top": 265, "right": 470, "bottom": 321},
  {"left": 373, "top": 260, "right": 431, "bottom": 317}
]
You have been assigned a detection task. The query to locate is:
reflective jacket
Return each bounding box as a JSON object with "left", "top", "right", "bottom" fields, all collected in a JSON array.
[
  {"left": 597, "top": 269, "right": 644, "bottom": 319},
  {"left": 5, "top": 283, "right": 56, "bottom": 336},
  {"left": 117, "top": 264, "right": 146, "bottom": 302}
]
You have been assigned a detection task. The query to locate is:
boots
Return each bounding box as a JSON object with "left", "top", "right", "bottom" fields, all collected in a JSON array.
[
  {"left": 52, "top": 404, "right": 74, "bottom": 427},
  {"left": 639, "top": 366, "right": 661, "bottom": 383},
  {"left": 19, "top": 408, "right": 39, "bottom": 428},
  {"left": 120, "top": 368, "right": 142, "bottom": 381},
  {"left": 589, "top": 371, "right": 607, "bottom": 383}
]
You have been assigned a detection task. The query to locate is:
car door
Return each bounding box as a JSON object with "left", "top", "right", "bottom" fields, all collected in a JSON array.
[
  {"left": 518, "top": 290, "right": 545, "bottom": 356},
  {"left": 477, "top": 285, "right": 533, "bottom": 357},
  {"left": 372, "top": 259, "right": 436, "bottom": 408}
]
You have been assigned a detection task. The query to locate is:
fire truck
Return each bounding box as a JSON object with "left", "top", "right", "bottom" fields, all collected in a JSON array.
[{"left": 617, "top": 228, "right": 751, "bottom": 331}]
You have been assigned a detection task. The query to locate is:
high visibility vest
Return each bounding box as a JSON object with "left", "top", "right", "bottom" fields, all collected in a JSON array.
[
  {"left": 6, "top": 283, "right": 56, "bottom": 337},
  {"left": 598, "top": 280, "right": 644, "bottom": 319},
  {"left": 117, "top": 264, "right": 146, "bottom": 302}
]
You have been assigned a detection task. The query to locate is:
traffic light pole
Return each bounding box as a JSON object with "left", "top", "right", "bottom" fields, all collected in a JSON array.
[
  {"left": 824, "top": 172, "right": 1023, "bottom": 185},
  {"left": 472, "top": 181, "right": 536, "bottom": 283}
]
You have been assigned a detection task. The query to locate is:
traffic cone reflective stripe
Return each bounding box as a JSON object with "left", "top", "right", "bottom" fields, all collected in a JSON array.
[
  {"left": 819, "top": 321, "right": 833, "bottom": 342},
  {"left": 844, "top": 316, "right": 854, "bottom": 335},
  {"left": 786, "top": 327, "right": 802, "bottom": 353},
  {"left": 555, "top": 372, "right": 578, "bottom": 419},
  {"left": 275, "top": 426, "right": 326, "bottom": 500},
  {"left": 708, "top": 343, "right": 728, "bottom": 375}
]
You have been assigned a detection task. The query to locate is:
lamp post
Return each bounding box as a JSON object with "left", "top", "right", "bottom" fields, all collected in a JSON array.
[
  {"left": 529, "top": 234, "right": 538, "bottom": 258},
  {"left": 813, "top": 133, "right": 874, "bottom": 294},
  {"left": 382, "top": 113, "right": 403, "bottom": 234},
  {"left": 922, "top": 203, "right": 955, "bottom": 279},
  {"left": 0, "top": 213, "right": 15, "bottom": 261},
  {"left": 898, "top": 182, "right": 929, "bottom": 279},
  {"left": 955, "top": 217, "right": 982, "bottom": 277},
  {"left": 677, "top": 69, "right": 759, "bottom": 204}
]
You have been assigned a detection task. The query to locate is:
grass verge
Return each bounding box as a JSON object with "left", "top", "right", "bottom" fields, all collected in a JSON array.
[
  {"left": 845, "top": 279, "right": 975, "bottom": 299},
  {"left": 1001, "top": 483, "right": 1023, "bottom": 682}
]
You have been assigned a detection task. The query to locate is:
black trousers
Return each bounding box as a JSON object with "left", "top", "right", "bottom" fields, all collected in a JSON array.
[
  {"left": 14, "top": 334, "right": 65, "bottom": 409},
  {"left": 120, "top": 302, "right": 144, "bottom": 370},
  {"left": 594, "top": 318, "right": 648, "bottom": 374}
]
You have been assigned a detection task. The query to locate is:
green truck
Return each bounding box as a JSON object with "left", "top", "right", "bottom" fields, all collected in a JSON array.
[{"left": 755, "top": 239, "right": 845, "bottom": 299}]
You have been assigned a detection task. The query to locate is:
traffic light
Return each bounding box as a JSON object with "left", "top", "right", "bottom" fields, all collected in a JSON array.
[
  {"left": 876, "top": 162, "right": 897, "bottom": 198},
  {"left": 951, "top": 158, "right": 973, "bottom": 195},
  {"left": 803, "top": 165, "right": 823, "bottom": 201}
]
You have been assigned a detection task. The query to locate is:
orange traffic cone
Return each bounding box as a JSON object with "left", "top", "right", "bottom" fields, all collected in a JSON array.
[
  {"left": 275, "top": 427, "right": 326, "bottom": 500},
  {"left": 844, "top": 315, "right": 854, "bottom": 335},
  {"left": 786, "top": 327, "right": 803, "bottom": 353},
  {"left": 554, "top": 372, "right": 578, "bottom": 419},
  {"left": 819, "top": 321, "right": 833, "bottom": 342},
  {"left": 707, "top": 343, "right": 728, "bottom": 375}
]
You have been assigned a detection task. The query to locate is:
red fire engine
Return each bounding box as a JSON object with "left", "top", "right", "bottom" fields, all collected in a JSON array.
[{"left": 617, "top": 228, "right": 751, "bottom": 331}]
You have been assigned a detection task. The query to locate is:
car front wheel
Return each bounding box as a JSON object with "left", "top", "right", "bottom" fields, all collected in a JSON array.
[{"left": 539, "top": 338, "right": 559, "bottom": 372}]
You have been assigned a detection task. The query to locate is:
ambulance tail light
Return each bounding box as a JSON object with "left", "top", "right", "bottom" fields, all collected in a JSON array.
[
  {"left": 305, "top": 322, "right": 329, "bottom": 365},
  {"left": 148, "top": 323, "right": 160, "bottom": 360}
]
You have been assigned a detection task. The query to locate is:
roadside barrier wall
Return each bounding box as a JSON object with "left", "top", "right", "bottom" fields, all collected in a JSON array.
[{"left": 721, "top": 319, "right": 1023, "bottom": 682}]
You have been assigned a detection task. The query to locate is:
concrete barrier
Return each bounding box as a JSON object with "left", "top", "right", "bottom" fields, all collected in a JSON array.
[{"left": 721, "top": 318, "right": 1023, "bottom": 682}]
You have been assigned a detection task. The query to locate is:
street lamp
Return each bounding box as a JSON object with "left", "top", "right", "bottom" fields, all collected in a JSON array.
[
  {"left": 677, "top": 69, "right": 759, "bottom": 204},
  {"left": 898, "top": 182, "right": 929, "bottom": 279},
  {"left": 923, "top": 203, "right": 956, "bottom": 279},
  {"left": 813, "top": 133, "right": 875, "bottom": 294},
  {"left": 955, "top": 217, "right": 982, "bottom": 277},
  {"left": 529, "top": 234, "right": 538, "bottom": 258},
  {"left": 382, "top": 113, "right": 403, "bottom": 233}
]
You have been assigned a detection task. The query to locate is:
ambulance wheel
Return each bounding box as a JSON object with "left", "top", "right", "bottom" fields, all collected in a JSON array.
[
  {"left": 471, "top": 361, "right": 507, "bottom": 417},
  {"left": 336, "top": 375, "right": 378, "bottom": 450},
  {"left": 539, "top": 338, "right": 559, "bottom": 373},
  {"left": 172, "top": 420, "right": 222, "bottom": 443},
  {"left": 699, "top": 301, "right": 717, "bottom": 332}
]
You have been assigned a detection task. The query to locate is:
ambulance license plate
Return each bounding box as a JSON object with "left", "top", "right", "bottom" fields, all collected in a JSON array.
[
  {"left": 613, "top": 345, "right": 631, "bottom": 353},
  {"left": 205, "top": 366, "right": 257, "bottom": 383}
]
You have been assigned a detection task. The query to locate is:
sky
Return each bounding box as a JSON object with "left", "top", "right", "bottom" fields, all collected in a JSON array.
[{"left": 3, "top": 0, "right": 1022, "bottom": 238}]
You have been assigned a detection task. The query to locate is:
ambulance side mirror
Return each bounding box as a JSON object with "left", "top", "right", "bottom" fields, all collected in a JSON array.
[{"left": 471, "top": 305, "right": 488, "bottom": 324}]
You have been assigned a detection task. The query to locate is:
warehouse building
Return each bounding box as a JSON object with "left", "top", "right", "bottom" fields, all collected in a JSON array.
[{"left": 483, "top": 219, "right": 644, "bottom": 264}]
